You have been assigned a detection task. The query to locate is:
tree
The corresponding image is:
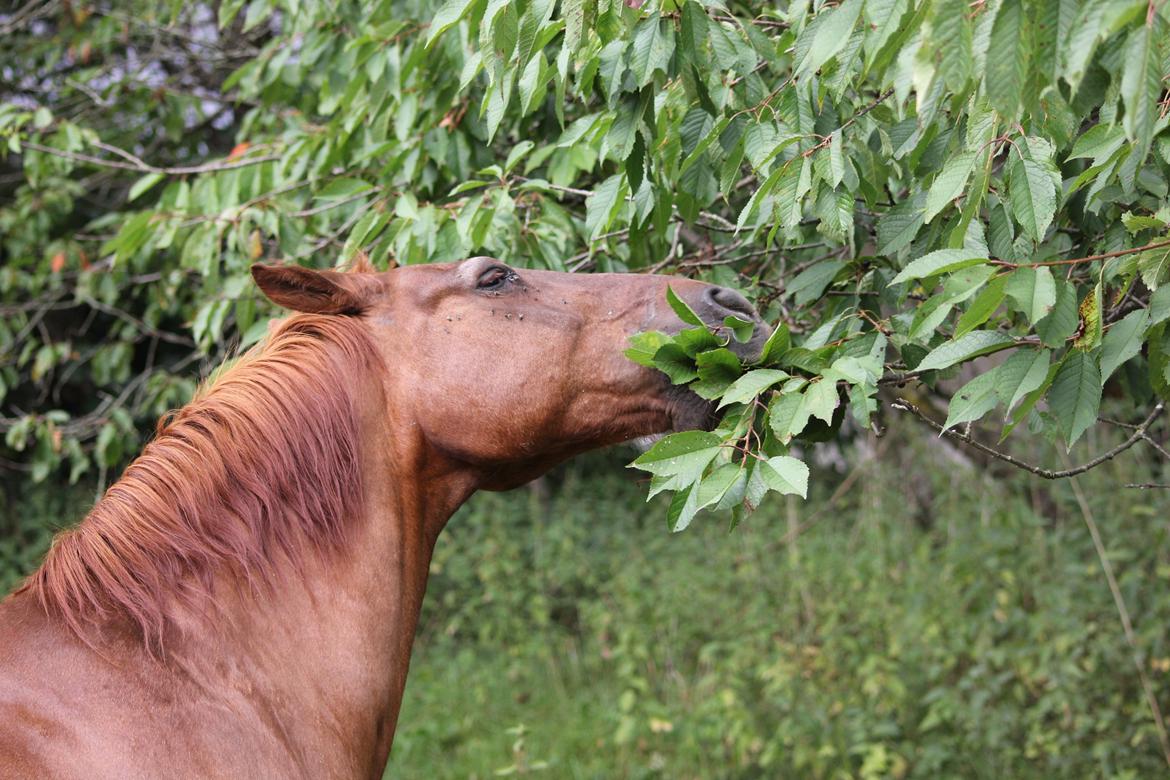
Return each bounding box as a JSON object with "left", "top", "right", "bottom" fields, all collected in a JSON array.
[{"left": 2, "top": 0, "right": 1170, "bottom": 526}]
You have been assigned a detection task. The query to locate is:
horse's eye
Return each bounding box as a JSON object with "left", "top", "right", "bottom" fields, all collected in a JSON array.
[{"left": 476, "top": 267, "right": 512, "bottom": 290}]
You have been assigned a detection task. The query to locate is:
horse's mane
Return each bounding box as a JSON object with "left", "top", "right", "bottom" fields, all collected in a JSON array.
[{"left": 20, "top": 312, "right": 381, "bottom": 649}]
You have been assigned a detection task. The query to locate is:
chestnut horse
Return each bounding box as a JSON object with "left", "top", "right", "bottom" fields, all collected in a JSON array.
[{"left": 0, "top": 256, "right": 767, "bottom": 778}]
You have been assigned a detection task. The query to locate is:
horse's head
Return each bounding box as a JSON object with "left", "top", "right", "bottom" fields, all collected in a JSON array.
[{"left": 252, "top": 257, "right": 768, "bottom": 489}]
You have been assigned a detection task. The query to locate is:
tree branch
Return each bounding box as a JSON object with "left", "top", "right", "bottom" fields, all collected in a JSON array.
[
  {"left": 20, "top": 140, "right": 280, "bottom": 176},
  {"left": 991, "top": 239, "right": 1170, "bottom": 269},
  {"left": 889, "top": 399, "right": 1165, "bottom": 479}
]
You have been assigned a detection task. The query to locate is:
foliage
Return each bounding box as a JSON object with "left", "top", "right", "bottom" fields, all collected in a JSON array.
[{"left": 3, "top": 2, "right": 1170, "bottom": 515}]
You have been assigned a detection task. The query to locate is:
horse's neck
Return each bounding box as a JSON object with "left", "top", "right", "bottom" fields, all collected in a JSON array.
[{"left": 170, "top": 420, "right": 475, "bottom": 774}]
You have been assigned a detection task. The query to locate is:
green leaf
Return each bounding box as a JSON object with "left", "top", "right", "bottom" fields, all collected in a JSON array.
[
  {"left": 758, "top": 323, "right": 791, "bottom": 365},
  {"left": 804, "top": 379, "right": 838, "bottom": 425},
  {"left": 630, "top": 431, "right": 722, "bottom": 476},
  {"left": 585, "top": 173, "right": 627, "bottom": 241},
  {"left": 758, "top": 455, "right": 810, "bottom": 499},
  {"left": 944, "top": 369, "right": 1000, "bottom": 431},
  {"left": 651, "top": 343, "right": 699, "bottom": 384},
  {"left": 1004, "top": 266, "right": 1056, "bottom": 324},
  {"left": 986, "top": 0, "right": 1029, "bottom": 122},
  {"left": 924, "top": 151, "right": 976, "bottom": 222},
  {"left": 666, "top": 286, "right": 704, "bottom": 328},
  {"left": 722, "top": 315, "right": 755, "bottom": 343},
  {"left": 954, "top": 273, "right": 1008, "bottom": 338},
  {"left": 1008, "top": 156, "right": 1056, "bottom": 241},
  {"left": 1149, "top": 285, "right": 1170, "bottom": 327},
  {"left": 1049, "top": 350, "right": 1102, "bottom": 448},
  {"left": 693, "top": 348, "right": 743, "bottom": 399},
  {"left": 718, "top": 369, "right": 790, "bottom": 409},
  {"left": 1122, "top": 212, "right": 1168, "bottom": 234},
  {"left": 128, "top": 172, "right": 165, "bottom": 203},
  {"left": 1069, "top": 123, "right": 1125, "bottom": 161},
  {"left": 667, "top": 483, "right": 701, "bottom": 532},
  {"left": 788, "top": 260, "right": 846, "bottom": 306},
  {"left": 768, "top": 391, "right": 811, "bottom": 444},
  {"left": 695, "top": 463, "right": 744, "bottom": 510},
  {"left": 1138, "top": 243, "right": 1170, "bottom": 291},
  {"left": 796, "top": 0, "right": 863, "bottom": 77},
  {"left": 995, "top": 347, "right": 1051, "bottom": 414},
  {"left": 1120, "top": 20, "right": 1159, "bottom": 149},
  {"left": 916, "top": 330, "right": 1015, "bottom": 372},
  {"left": 877, "top": 196, "right": 925, "bottom": 256},
  {"left": 625, "top": 331, "right": 672, "bottom": 368},
  {"left": 1099, "top": 309, "right": 1149, "bottom": 383},
  {"left": 426, "top": 0, "right": 480, "bottom": 47},
  {"left": 889, "top": 249, "right": 989, "bottom": 285},
  {"left": 628, "top": 14, "right": 675, "bottom": 87},
  {"left": 1036, "top": 278, "right": 1078, "bottom": 346},
  {"left": 318, "top": 178, "right": 374, "bottom": 199}
]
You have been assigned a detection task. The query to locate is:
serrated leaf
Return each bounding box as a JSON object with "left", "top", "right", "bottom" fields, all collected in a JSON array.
[
  {"left": 804, "top": 379, "right": 838, "bottom": 424},
  {"left": 1068, "top": 123, "right": 1125, "bottom": 161},
  {"left": 916, "top": 330, "right": 1015, "bottom": 372},
  {"left": 718, "top": 369, "right": 790, "bottom": 409},
  {"left": 944, "top": 369, "right": 1000, "bottom": 431},
  {"left": 625, "top": 331, "right": 672, "bottom": 367},
  {"left": 631, "top": 430, "right": 722, "bottom": 475},
  {"left": 877, "top": 196, "right": 925, "bottom": 255},
  {"left": 667, "top": 483, "right": 701, "bottom": 532},
  {"left": 924, "top": 151, "right": 976, "bottom": 222},
  {"left": 758, "top": 455, "right": 809, "bottom": 498},
  {"left": 954, "top": 273, "right": 1008, "bottom": 338},
  {"left": 986, "top": 0, "right": 1028, "bottom": 121},
  {"left": 1139, "top": 244, "right": 1170, "bottom": 290},
  {"left": 889, "top": 249, "right": 989, "bottom": 285},
  {"left": 758, "top": 323, "right": 791, "bottom": 365},
  {"left": 695, "top": 463, "right": 744, "bottom": 510},
  {"left": 666, "top": 286, "right": 704, "bottom": 328},
  {"left": 1009, "top": 156, "right": 1056, "bottom": 241},
  {"left": 318, "top": 178, "right": 374, "bottom": 199},
  {"left": 1036, "top": 279, "right": 1079, "bottom": 346},
  {"left": 693, "top": 348, "right": 742, "bottom": 399},
  {"left": 1004, "top": 266, "right": 1056, "bottom": 324},
  {"left": 768, "top": 391, "right": 811, "bottom": 443},
  {"left": 1100, "top": 309, "right": 1149, "bottom": 383},
  {"left": 426, "top": 0, "right": 479, "bottom": 47},
  {"left": 651, "top": 343, "right": 699, "bottom": 384},
  {"left": 585, "top": 173, "right": 626, "bottom": 241},
  {"left": 1049, "top": 350, "right": 1101, "bottom": 448},
  {"left": 629, "top": 14, "right": 675, "bottom": 87},
  {"left": 995, "top": 347, "right": 1050, "bottom": 413},
  {"left": 796, "top": 0, "right": 863, "bottom": 77}
]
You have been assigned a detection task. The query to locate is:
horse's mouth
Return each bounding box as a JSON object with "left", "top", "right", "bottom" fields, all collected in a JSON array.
[{"left": 664, "top": 384, "right": 720, "bottom": 432}]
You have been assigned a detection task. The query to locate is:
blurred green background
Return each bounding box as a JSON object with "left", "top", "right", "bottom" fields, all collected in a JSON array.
[{"left": 9, "top": 423, "right": 1167, "bottom": 778}]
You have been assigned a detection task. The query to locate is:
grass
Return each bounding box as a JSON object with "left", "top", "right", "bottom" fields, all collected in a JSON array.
[{"left": 389, "top": 438, "right": 1170, "bottom": 779}]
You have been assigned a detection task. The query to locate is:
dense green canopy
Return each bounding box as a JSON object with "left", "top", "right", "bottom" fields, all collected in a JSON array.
[{"left": 2, "top": 0, "right": 1169, "bottom": 526}]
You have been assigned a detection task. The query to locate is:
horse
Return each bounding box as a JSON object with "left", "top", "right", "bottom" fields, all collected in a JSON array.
[{"left": 0, "top": 255, "right": 768, "bottom": 778}]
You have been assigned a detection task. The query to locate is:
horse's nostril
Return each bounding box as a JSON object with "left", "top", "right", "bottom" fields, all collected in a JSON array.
[{"left": 704, "top": 286, "right": 756, "bottom": 319}]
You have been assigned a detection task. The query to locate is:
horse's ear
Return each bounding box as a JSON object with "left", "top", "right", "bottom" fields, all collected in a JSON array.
[{"left": 250, "top": 263, "right": 371, "bottom": 315}]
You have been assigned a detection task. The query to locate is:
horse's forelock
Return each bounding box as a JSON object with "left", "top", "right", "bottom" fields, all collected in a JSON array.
[{"left": 22, "top": 314, "right": 381, "bottom": 649}]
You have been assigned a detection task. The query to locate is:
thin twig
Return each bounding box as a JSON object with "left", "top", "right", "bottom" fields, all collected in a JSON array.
[
  {"left": 889, "top": 400, "right": 1165, "bottom": 479},
  {"left": 20, "top": 140, "right": 280, "bottom": 176},
  {"left": 992, "top": 240, "right": 1170, "bottom": 269}
]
